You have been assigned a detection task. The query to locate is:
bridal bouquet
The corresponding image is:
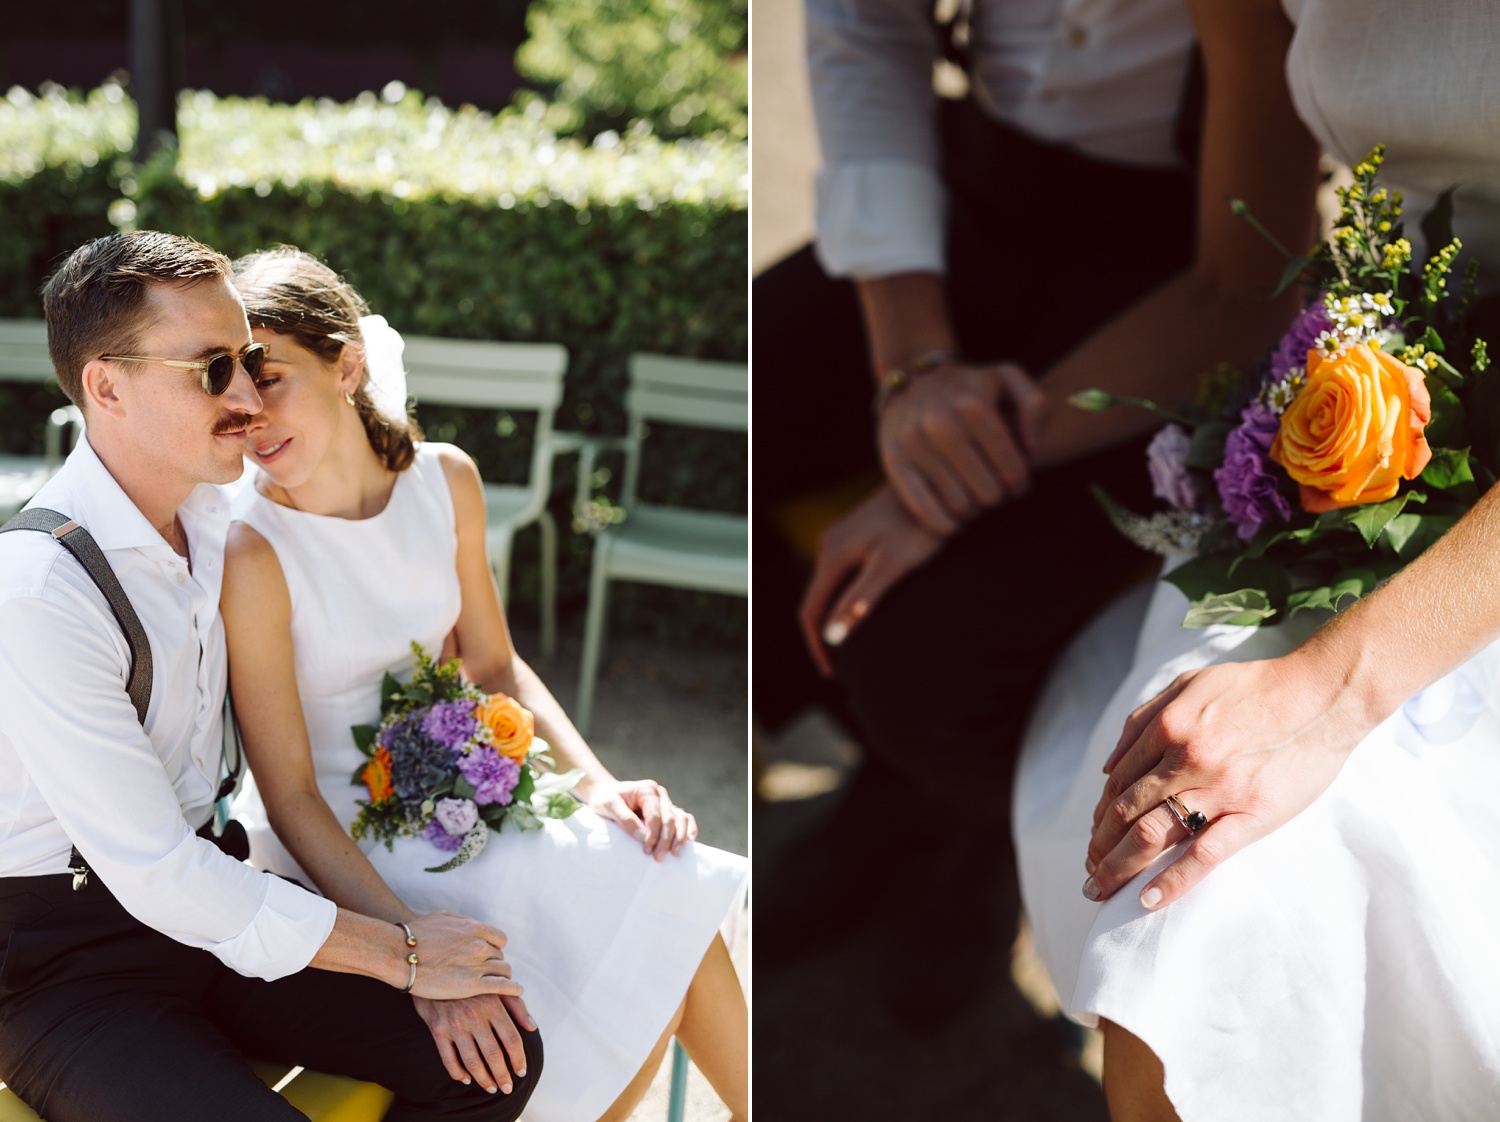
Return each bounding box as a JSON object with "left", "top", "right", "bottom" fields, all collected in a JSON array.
[
  {"left": 1077, "top": 146, "right": 1495, "bottom": 627},
  {"left": 350, "top": 643, "right": 583, "bottom": 871}
]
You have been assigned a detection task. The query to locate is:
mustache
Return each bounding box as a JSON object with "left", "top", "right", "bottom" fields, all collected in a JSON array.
[{"left": 212, "top": 412, "right": 255, "bottom": 435}]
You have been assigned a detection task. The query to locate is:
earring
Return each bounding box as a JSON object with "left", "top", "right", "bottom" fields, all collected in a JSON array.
[{"left": 345, "top": 392, "right": 356, "bottom": 406}]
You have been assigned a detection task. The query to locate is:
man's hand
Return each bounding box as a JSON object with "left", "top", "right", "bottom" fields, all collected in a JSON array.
[
  {"left": 414, "top": 993, "right": 536, "bottom": 1094},
  {"left": 584, "top": 777, "right": 698, "bottom": 860},
  {"left": 799, "top": 485, "right": 946, "bottom": 675},
  {"left": 878, "top": 361, "right": 1048, "bottom": 535},
  {"left": 406, "top": 910, "right": 524, "bottom": 1001}
]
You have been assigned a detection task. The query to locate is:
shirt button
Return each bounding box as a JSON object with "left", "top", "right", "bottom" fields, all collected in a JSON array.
[
  {"left": 177, "top": 572, "right": 186, "bottom": 584},
  {"left": 1066, "top": 24, "right": 1086, "bottom": 46}
]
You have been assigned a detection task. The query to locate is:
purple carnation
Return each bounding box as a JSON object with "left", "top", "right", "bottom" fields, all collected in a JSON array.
[
  {"left": 383, "top": 716, "right": 454, "bottom": 803},
  {"left": 1146, "top": 424, "right": 1201, "bottom": 512},
  {"left": 457, "top": 749, "right": 520, "bottom": 807},
  {"left": 1214, "top": 402, "right": 1294, "bottom": 541},
  {"left": 1266, "top": 299, "right": 1332, "bottom": 384},
  {"left": 434, "top": 796, "right": 478, "bottom": 838},
  {"left": 423, "top": 817, "right": 465, "bottom": 852},
  {"left": 422, "top": 700, "right": 479, "bottom": 752}
]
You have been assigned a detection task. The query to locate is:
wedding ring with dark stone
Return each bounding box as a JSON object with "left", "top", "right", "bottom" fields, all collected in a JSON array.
[{"left": 1165, "top": 794, "right": 1208, "bottom": 834}]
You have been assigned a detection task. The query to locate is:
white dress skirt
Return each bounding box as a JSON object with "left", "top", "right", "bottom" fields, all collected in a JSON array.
[
  {"left": 1013, "top": 572, "right": 1500, "bottom": 1121},
  {"left": 230, "top": 444, "right": 746, "bottom": 1122}
]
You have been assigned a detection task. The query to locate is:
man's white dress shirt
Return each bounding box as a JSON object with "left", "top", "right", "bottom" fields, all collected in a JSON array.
[
  {"left": 807, "top": 0, "right": 1196, "bottom": 278},
  {"left": 0, "top": 436, "right": 336, "bottom": 980}
]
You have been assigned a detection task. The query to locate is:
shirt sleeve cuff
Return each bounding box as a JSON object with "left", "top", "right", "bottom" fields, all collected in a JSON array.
[
  {"left": 813, "top": 161, "right": 949, "bottom": 279},
  {"left": 206, "top": 873, "right": 339, "bottom": 981}
]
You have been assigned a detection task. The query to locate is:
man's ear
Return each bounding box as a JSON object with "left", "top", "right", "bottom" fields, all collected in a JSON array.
[{"left": 80, "top": 358, "right": 125, "bottom": 419}]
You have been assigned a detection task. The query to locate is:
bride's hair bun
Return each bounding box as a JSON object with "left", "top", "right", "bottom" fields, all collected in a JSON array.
[{"left": 231, "top": 245, "right": 422, "bottom": 472}]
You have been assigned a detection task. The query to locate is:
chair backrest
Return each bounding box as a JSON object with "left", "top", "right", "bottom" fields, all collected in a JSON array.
[
  {"left": 401, "top": 334, "right": 568, "bottom": 494},
  {"left": 0, "top": 318, "right": 56, "bottom": 384},
  {"left": 621, "top": 353, "right": 747, "bottom": 510}
]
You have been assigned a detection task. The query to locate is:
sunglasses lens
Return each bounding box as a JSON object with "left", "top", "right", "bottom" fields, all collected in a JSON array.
[
  {"left": 205, "top": 353, "right": 235, "bottom": 395},
  {"left": 242, "top": 343, "right": 267, "bottom": 379}
]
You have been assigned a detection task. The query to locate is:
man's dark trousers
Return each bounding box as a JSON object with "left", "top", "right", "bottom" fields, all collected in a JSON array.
[
  {"left": 0, "top": 874, "right": 542, "bottom": 1122},
  {"left": 753, "top": 99, "right": 1195, "bottom": 960}
]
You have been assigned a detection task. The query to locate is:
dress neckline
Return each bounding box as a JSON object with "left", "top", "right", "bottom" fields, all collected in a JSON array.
[{"left": 250, "top": 454, "right": 415, "bottom": 526}]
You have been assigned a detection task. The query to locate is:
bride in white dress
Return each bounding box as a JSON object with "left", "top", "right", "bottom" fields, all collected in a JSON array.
[
  {"left": 1013, "top": 0, "right": 1500, "bottom": 1119},
  {"left": 219, "top": 247, "right": 747, "bottom": 1122}
]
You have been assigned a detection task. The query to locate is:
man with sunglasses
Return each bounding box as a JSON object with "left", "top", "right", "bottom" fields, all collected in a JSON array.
[{"left": 0, "top": 231, "right": 543, "bottom": 1122}]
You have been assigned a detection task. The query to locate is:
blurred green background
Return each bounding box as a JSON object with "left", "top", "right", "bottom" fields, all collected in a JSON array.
[{"left": 0, "top": 0, "right": 747, "bottom": 645}]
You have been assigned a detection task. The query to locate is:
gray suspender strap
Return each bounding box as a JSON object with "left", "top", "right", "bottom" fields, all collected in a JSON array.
[{"left": 0, "top": 507, "right": 152, "bottom": 723}]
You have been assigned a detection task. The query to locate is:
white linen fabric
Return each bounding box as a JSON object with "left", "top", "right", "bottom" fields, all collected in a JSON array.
[
  {"left": 807, "top": 0, "right": 1195, "bottom": 277},
  {"left": 1016, "top": 6, "right": 1500, "bottom": 1112},
  {"left": 1016, "top": 579, "right": 1500, "bottom": 1120},
  {"left": 231, "top": 443, "right": 747, "bottom": 1122},
  {"left": 0, "top": 437, "right": 335, "bottom": 980},
  {"left": 1282, "top": 0, "right": 1500, "bottom": 281}
]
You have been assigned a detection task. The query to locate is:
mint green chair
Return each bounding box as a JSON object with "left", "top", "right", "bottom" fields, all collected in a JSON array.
[{"left": 574, "top": 353, "right": 747, "bottom": 733}]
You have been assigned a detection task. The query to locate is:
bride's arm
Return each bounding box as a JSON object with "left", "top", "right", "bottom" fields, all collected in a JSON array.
[
  {"left": 435, "top": 444, "right": 696, "bottom": 859},
  {"left": 222, "top": 521, "right": 535, "bottom": 1094},
  {"left": 223, "top": 522, "right": 423, "bottom": 925}
]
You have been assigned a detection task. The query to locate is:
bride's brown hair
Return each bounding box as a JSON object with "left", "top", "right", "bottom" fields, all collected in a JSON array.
[{"left": 231, "top": 245, "right": 422, "bottom": 472}]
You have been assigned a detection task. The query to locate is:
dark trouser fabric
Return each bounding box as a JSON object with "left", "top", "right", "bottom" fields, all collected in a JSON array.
[
  {"left": 752, "top": 101, "right": 1194, "bottom": 945},
  {"left": 0, "top": 875, "right": 542, "bottom": 1122}
]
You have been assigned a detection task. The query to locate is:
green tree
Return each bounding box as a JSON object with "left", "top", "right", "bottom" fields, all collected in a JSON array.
[{"left": 516, "top": 0, "right": 746, "bottom": 140}]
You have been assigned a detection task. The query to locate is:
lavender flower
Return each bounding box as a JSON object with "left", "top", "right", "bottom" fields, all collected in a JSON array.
[
  {"left": 383, "top": 716, "right": 454, "bottom": 803},
  {"left": 1146, "top": 424, "right": 1201, "bottom": 512},
  {"left": 1266, "top": 300, "right": 1332, "bottom": 384},
  {"left": 422, "top": 700, "right": 479, "bottom": 752},
  {"left": 434, "top": 796, "right": 478, "bottom": 838},
  {"left": 423, "top": 818, "right": 464, "bottom": 852},
  {"left": 457, "top": 749, "right": 521, "bottom": 807},
  {"left": 1214, "top": 402, "right": 1293, "bottom": 541}
]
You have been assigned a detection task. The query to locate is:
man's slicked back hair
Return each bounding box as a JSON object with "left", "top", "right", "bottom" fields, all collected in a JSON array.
[{"left": 42, "top": 231, "right": 232, "bottom": 408}]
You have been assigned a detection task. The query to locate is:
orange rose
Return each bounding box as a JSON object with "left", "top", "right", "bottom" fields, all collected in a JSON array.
[
  {"left": 362, "top": 746, "right": 395, "bottom": 803},
  {"left": 1269, "top": 342, "right": 1432, "bottom": 512},
  {"left": 477, "top": 694, "right": 534, "bottom": 759}
]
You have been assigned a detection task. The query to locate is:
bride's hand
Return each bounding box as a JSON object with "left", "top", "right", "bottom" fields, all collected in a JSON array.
[
  {"left": 413, "top": 993, "right": 536, "bottom": 1095},
  {"left": 587, "top": 777, "right": 697, "bottom": 860},
  {"left": 1083, "top": 649, "right": 1377, "bottom": 910}
]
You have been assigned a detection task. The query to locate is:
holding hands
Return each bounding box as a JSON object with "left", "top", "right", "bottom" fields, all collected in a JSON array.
[
  {"left": 1083, "top": 649, "right": 1378, "bottom": 911},
  {"left": 878, "top": 358, "right": 1049, "bottom": 535}
]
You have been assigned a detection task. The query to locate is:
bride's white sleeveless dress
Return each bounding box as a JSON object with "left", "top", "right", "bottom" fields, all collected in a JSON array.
[
  {"left": 230, "top": 444, "right": 746, "bottom": 1122},
  {"left": 1014, "top": 2, "right": 1500, "bottom": 1118}
]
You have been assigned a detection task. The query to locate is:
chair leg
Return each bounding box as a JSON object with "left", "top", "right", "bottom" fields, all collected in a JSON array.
[
  {"left": 666, "top": 1039, "right": 689, "bottom": 1122},
  {"left": 576, "top": 547, "right": 612, "bottom": 736},
  {"left": 538, "top": 510, "right": 558, "bottom": 660}
]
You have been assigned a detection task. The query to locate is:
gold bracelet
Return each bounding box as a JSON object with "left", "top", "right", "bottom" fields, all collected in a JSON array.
[
  {"left": 873, "top": 348, "right": 958, "bottom": 415},
  {"left": 397, "top": 921, "right": 419, "bottom": 993}
]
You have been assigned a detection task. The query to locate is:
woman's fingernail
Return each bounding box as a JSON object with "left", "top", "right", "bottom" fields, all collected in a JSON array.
[
  {"left": 517, "top": 1068, "right": 527, "bottom": 1078},
  {"left": 1085, "top": 857, "right": 1096, "bottom": 876},
  {"left": 849, "top": 600, "right": 869, "bottom": 619},
  {"left": 462, "top": 1078, "right": 472, "bottom": 1085},
  {"left": 1082, "top": 877, "right": 1101, "bottom": 900},
  {"left": 502, "top": 1082, "right": 513, "bottom": 1094},
  {"left": 823, "top": 619, "right": 850, "bottom": 647},
  {"left": 1140, "top": 886, "right": 1163, "bottom": 910}
]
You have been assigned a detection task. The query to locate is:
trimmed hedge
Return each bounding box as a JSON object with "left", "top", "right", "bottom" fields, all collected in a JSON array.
[{"left": 0, "top": 84, "right": 746, "bottom": 644}]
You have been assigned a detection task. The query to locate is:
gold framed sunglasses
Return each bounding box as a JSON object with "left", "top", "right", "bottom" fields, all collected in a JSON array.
[{"left": 99, "top": 342, "right": 268, "bottom": 396}]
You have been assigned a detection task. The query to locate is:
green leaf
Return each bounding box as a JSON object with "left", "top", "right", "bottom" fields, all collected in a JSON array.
[
  {"left": 1271, "top": 254, "right": 1312, "bottom": 299},
  {"left": 1181, "top": 588, "right": 1277, "bottom": 628},
  {"left": 1417, "top": 325, "right": 1446, "bottom": 353},
  {"left": 1384, "top": 512, "right": 1459, "bottom": 561},
  {"left": 1420, "top": 446, "right": 1475, "bottom": 491},
  {"left": 511, "top": 767, "right": 536, "bottom": 806},
  {"left": 1186, "top": 422, "right": 1231, "bottom": 470},
  {"left": 1420, "top": 185, "right": 1459, "bottom": 264},
  {"left": 1424, "top": 378, "right": 1468, "bottom": 447},
  {"left": 351, "top": 760, "right": 372, "bottom": 786},
  {"left": 1285, "top": 569, "right": 1378, "bottom": 617},
  {"left": 351, "top": 724, "right": 378, "bottom": 756},
  {"left": 452, "top": 775, "right": 477, "bottom": 800},
  {"left": 1341, "top": 492, "right": 1420, "bottom": 547},
  {"left": 380, "top": 671, "right": 402, "bottom": 711}
]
